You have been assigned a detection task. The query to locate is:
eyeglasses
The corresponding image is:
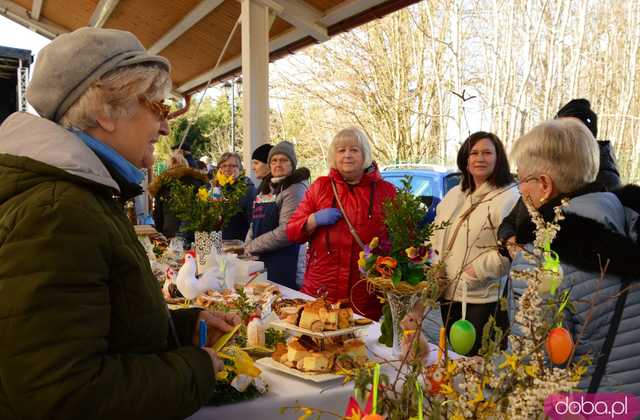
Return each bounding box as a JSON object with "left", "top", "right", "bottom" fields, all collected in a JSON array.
[
  {"left": 219, "top": 164, "right": 239, "bottom": 169},
  {"left": 139, "top": 97, "right": 171, "bottom": 121},
  {"left": 517, "top": 174, "right": 540, "bottom": 190}
]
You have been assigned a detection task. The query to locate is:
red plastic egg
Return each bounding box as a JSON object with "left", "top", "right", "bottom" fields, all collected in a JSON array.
[{"left": 546, "top": 327, "right": 574, "bottom": 365}]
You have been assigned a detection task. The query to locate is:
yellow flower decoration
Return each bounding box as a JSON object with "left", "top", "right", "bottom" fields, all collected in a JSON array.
[
  {"left": 498, "top": 352, "right": 518, "bottom": 371},
  {"left": 572, "top": 363, "right": 588, "bottom": 381},
  {"left": 298, "top": 408, "right": 314, "bottom": 420},
  {"left": 369, "top": 236, "right": 379, "bottom": 249},
  {"left": 467, "top": 383, "right": 485, "bottom": 406},
  {"left": 197, "top": 187, "right": 209, "bottom": 202},
  {"left": 357, "top": 255, "right": 367, "bottom": 268},
  {"left": 406, "top": 246, "right": 418, "bottom": 259},
  {"left": 440, "top": 383, "right": 455, "bottom": 396},
  {"left": 450, "top": 412, "right": 465, "bottom": 420},
  {"left": 218, "top": 346, "right": 262, "bottom": 377},
  {"left": 446, "top": 359, "right": 457, "bottom": 376},
  {"left": 524, "top": 364, "right": 539, "bottom": 377},
  {"left": 215, "top": 369, "right": 229, "bottom": 381},
  {"left": 216, "top": 171, "right": 235, "bottom": 187}
]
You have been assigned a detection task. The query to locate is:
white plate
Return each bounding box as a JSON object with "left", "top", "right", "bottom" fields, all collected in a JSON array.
[
  {"left": 269, "top": 319, "right": 371, "bottom": 338},
  {"left": 255, "top": 357, "right": 343, "bottom": 383}
]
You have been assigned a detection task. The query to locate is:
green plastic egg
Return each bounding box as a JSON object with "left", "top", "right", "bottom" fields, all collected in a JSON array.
[{"left": 449, "top": 320, "right": 476, "bottom": 355}]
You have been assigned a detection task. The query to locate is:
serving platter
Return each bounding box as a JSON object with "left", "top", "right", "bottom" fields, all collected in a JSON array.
[
  {"left": 269, "top": 319, "right": 371, "bottom": 338},
  {"left": 255, "top": 357, "right": 343, "bottom": 383}
]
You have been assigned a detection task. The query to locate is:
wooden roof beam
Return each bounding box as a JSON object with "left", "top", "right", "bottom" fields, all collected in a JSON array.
[
  {"left": 253, "top": 0, "right": 329, "bottom": 42},
  {"left": 29, "top": 0, "right": 43, "bottom": 20},
  {"left": 88, "top": 0, "right": 119, "bottom": 28},
  {"left": 177, "top": 0, "right": 396, "bottom": 94},
  {"left": 148, "top": 0, "right": 225, "bottom": 55},
  {"left": 0, "top": 0, "right": 66, "bottom": 38}
]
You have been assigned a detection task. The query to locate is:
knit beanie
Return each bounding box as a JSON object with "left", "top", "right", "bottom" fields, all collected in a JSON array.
[
  {"left": 251, "top": 144, "right": 273, "bottom": 164},
  {"left": 268, "top": 141, "right": 297, "bottom": 170},
  {"left": 555, "top": 98, "right": 598, "bottom": 138}
]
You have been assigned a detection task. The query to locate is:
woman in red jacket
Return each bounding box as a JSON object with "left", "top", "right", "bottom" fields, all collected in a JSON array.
[{"left": 287, "top": 127, "right": 396, "bottom": 320}]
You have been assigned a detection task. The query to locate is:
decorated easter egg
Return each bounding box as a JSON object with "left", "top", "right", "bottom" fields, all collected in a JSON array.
[
  {"left": 546, "top": 327, "right": 574, "bottom": 365},
  {"left": 449, "top": 320, "right": 476, "bottom": 355},
  {"left": 362, "top": 415, "right": 385, "bottom": 420}
]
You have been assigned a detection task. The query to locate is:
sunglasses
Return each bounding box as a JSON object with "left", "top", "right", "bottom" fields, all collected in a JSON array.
[{"left": 139, "top": 97, "right": 171, "bottom": 121}]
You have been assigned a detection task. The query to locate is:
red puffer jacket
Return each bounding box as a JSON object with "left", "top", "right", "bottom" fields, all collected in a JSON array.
[{"left": 287, "top": 165, "right": 396, "bottom": 320}]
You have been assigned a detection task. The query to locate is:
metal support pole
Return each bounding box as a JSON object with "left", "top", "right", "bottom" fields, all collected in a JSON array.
[
  {"left": 231, "top": 82, "right": 236, "bottom": 152},
  {"left": 17, "top": 59, "right": 28, "bottom": 112}
]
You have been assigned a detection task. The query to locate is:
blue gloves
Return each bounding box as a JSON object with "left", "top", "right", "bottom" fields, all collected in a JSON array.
[{"left": 314, "top": 208, "right": 342, "bottom": 226}]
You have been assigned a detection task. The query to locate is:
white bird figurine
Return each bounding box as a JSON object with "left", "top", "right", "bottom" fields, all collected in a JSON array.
[{"left": 175, "top": 254, "right": 224, "bottom": 299}]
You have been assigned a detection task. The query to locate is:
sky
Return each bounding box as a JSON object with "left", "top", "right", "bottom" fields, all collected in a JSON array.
[{"left": 0, "top": 15, "right": 49, "bottom": 56}]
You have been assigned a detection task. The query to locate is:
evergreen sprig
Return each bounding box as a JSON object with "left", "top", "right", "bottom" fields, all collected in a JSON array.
[{"left": 164, "top": 175, "right": 247, "bottom": 233}]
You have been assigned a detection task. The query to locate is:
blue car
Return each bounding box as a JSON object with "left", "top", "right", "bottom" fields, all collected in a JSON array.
[{"left": 380, "top": 164, "right": 461, "bottom": 223}]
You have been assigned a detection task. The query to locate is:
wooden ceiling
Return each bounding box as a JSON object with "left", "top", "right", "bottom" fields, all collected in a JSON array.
[{"left": 1, "top": 0, "right": 421, "bottom": 95}]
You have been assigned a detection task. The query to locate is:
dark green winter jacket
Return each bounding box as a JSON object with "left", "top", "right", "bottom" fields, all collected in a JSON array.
[{"left": 0, "top": 113, "right": 215, "bottom": 420}]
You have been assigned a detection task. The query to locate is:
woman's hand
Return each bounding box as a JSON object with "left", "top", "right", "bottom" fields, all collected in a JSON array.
[
  {"left": 201, "top": 347, "right": 224, "bottom": 375},
  {"left": 192, "top": 310, "right": 241, "bottom": 347},
  {"left": 314, "top": 208, "right": 342, "bottom": 226}
]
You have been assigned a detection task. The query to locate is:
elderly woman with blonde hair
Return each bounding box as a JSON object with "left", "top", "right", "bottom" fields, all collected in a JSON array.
[
  {"left": 0, "top": 27, "right": 238, "bottom": 419},
  {"left": 287, "top": 127, "right": 396, "bottom": 320},
  {"left": 509, "top": 119, "right": 640, "bottom": 393}
]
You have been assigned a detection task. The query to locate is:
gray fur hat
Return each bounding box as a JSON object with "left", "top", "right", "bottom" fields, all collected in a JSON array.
[{"left": 27, "top": 27, "right": 170, "bottom": 122}]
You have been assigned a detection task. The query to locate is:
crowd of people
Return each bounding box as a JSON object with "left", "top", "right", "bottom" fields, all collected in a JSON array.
[{"left": 0, "top": 26, "right": 639, "bottom": 420}]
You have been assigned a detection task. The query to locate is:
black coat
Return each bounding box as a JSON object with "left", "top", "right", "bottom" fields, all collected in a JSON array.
[{"left": 222, "top": 177, "right": 257, "bottom": 241}]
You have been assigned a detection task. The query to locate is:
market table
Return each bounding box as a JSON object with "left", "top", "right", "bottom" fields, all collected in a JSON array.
[{"left": 187, "top": 283, "right": 452, "bottom": 420}]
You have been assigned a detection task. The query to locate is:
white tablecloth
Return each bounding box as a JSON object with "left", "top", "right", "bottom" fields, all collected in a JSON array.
[{"left": 188, "top": 284, "right": 452, "bottom": 420}]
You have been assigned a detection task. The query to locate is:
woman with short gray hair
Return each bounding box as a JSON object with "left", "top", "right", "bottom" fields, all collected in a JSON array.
[
  {"left": 510, "top": 119, "right": 640, "bottom": 393},
  {"left": 0, "top": 27, "right": 238, "bottom": 419},
  {"left": 287, "top": 127, "right": 396, "bottom": 320}
]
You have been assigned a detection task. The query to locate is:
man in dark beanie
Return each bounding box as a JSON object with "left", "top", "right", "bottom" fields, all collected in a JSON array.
[
  {"left": 497, "top": 98, "right": 621, "bottom": 257},
  {"left": 556, "top": 98, "right": 598, "bottom": 137},
  {"left": 251, "top": 143, "right": 273, "bottom": 180},
  {"left": 555, "top": 98, "right": 620, "bottom": 189}
]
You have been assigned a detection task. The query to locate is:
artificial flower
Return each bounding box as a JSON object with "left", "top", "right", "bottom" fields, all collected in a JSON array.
[
  {"left": 216, "top": 170, "right": 236, "bottom": 187},
  {"left": 524, "top": 364, "right": 539, "bottom": 377},
  {"left": 197, "top": 186, "right": 209, "bottom": 202},
  {"left": 368, "top": 236, "right": 379, "bottom": 250},
  {"left": 375, "top": 256, "right": 397, "bottom": 277},
  {"left": 405, "top": 245, "right": 431, "bottom": 263},
  {"left": 467, "top": 383, "right": 485, "bottom": 406},
  {"left": 298, "top": 408, "right": 314, "bottom": 420},
  {"left": 215, "top": 369, "right": 229, "bottom": 381},
  {"left": 498, "top": 352, "right": 518, "bottom": 371}
]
